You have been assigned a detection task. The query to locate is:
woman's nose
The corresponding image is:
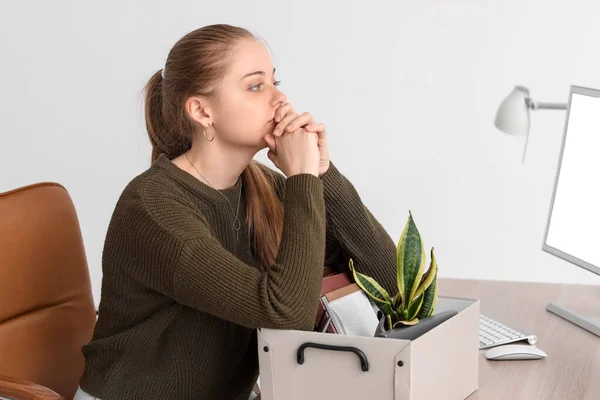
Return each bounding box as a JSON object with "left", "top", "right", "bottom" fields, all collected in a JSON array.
[{"left": 272, "top": 89, "right": 287, "bottom": 106}]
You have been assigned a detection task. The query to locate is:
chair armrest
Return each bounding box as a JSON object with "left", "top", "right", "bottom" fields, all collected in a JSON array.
[{"left": 0, "top": 375, "right": 64, "bottom": 400}]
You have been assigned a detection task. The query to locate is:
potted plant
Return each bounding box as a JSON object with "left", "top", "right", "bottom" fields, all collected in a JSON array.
[{"left": 348, "top": 211, "right": 441, "bottom": 336}]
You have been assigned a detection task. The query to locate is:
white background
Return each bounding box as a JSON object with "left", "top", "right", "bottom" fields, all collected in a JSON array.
[{"left": 2, "top": 1, "right": 600, "bottom": 307}]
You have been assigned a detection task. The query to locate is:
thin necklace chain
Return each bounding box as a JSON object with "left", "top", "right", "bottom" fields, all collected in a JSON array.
[{"left": 184, "top": 152, "right": 242, "bottom": 241}]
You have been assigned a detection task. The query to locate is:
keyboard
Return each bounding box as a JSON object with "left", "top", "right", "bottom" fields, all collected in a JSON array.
[{"left": 479, "top": 313, "right": 537, "bottom": 349}]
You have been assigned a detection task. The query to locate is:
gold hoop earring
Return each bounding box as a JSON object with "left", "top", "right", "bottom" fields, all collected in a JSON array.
[{"left": 204, "top": 125, "right": 215, "bottom": 142}]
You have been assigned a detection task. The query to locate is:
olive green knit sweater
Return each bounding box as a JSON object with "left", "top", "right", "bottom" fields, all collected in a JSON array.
[{"left": 79, "top": 153, "right": 397, "bottom": 399}]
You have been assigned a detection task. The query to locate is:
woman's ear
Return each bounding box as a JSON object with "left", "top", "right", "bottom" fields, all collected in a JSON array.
[{"left": 185, "top": 95, "right": 213, "bottom": 128}]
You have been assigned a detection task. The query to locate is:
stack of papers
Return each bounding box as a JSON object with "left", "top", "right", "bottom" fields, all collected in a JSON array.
[
  {"left": 315, "top": 271, "right": 381, "bottom": 337},
  {"left": 326, "top": 289, "right": 380, "bottom": 337}
]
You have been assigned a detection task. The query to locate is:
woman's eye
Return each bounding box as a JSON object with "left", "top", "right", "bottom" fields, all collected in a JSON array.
[{"left": 250, "top": 81, "right": 281, "bottom": 91}]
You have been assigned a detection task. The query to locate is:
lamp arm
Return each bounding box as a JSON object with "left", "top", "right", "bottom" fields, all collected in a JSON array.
[{"left": 527, "top": 100, "right": 568, "bottom": 110}]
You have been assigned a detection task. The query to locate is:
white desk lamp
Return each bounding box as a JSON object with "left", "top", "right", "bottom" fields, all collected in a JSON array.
[{"left": 494, "top": 86, "right": 567, "bottom": 163}]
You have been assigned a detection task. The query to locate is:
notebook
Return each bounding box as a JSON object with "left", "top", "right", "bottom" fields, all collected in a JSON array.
[
  {"left": 315, "top": 271, "right": 353, "bottom": 333},
  {"left": 323, "top": 284, "right": 380, "bottom": 337},
  {"left": 320, "top": 271, "right": 352, "bottom": 295}
]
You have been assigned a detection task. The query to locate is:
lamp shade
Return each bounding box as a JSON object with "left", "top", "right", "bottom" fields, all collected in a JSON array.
[{"left": 494, "top": 86, "right": 531, "bottom": 136}]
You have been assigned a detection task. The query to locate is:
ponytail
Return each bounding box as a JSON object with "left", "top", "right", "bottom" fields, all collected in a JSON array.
[
  {"left": 243, "top": 163, "right": 284, "bottom": 265},
  {"left": 143, "top": 69, "right": 192, "bottom": 162}
]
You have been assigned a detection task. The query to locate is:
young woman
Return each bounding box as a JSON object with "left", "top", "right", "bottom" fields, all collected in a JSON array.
[{"left": 76, "top": 24, "right": 397, "bottom": 400}]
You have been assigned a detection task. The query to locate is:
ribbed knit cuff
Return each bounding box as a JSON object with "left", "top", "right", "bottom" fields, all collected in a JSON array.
[
  {"left": 285, "top": 173, "right": 323, "bottom": 197},
  {"left": 319, "top": 161, "right": 347, "bottom": 202}
]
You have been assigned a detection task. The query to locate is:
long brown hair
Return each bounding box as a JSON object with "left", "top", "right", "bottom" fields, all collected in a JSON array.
[{"left": 142, "top": 24, "right": 283, "bottom": 266}]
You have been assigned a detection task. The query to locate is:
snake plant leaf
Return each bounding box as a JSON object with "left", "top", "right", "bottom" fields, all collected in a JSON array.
[
  {"left": 397, "top": 211, "right": 426, "bottom": 308},
  {"left": 392, "top": 292, "right": 403, "bottom": 309},
  {"left": 394, "top": 302, "right": 406, "bottom": 326},
  {"left": 414, "top": 248, "right": 438, "bottom": 299},
  {"left": 417, "top": 273, "right": 438, "bottom": 319},
  {"left": 393, "top": 317, "right": 419, "bottom": 328},
  {"left": 407, "top": 294, "right": 425, "bottom": 321},
  {"left": 395, "top": 217, "right": 409, "bottom": 307},
  {"left": 390, "top": 309, "right": 399, "bottom": 323},
  {"left": 348, "top": 258, "right": 392, "bottom": 307},
  {"left": 379, "top": 303, "right": 394, "bottom": 316}
]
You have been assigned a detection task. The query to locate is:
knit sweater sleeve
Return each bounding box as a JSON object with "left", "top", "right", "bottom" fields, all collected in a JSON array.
[
  {"left": 261, "top": 162, "right": 397, "bottom": 295},
  {"left": 319, "top": 162, "right": 397, "bottom": 295},
  {"left": 115, "top": 173, "right": 326, "bottom": 331}
]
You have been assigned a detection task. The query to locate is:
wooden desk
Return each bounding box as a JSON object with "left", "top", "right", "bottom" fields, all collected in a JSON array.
[{"left": 438, "top": 278, "right": 600, "bottom": 400}]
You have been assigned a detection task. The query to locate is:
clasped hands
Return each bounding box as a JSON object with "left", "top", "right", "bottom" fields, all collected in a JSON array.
[{"left": 263, "top": 103, "right": 330, "bottom": 177}]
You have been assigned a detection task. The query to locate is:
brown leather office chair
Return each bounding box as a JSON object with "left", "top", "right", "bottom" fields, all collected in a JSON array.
[{"left": 0, "top": 182, "right": 96, "bottom": 400}]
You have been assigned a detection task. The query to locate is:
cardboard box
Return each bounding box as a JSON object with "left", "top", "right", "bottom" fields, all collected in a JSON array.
[{"left": 257, "top": 296, "right": 480, "bottom": 400}]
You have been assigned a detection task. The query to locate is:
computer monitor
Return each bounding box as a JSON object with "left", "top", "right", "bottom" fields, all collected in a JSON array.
[{"left": 542, "top": 85, "right": 600, "bottom": 337}]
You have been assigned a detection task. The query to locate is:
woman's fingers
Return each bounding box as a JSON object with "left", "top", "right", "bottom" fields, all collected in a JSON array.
[
  {"left": 304, "top": 123, "right": 327, "bottom": 137},
  {"left": 273, "top": 111, "right": 298, "bottom": 136},
  {"left": 273, "top": 112, "right": 316, "bottom": 137},
  {"left": 274, "top": 103, "right": 295, "bottom": 122},
  {"left": 285, "top": 112, "right": 315, "bottom": 133}
]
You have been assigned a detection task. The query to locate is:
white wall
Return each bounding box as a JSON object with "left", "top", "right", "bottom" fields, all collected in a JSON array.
[{"left": 2, "top": 0, "right": 599, "bottom": 307}]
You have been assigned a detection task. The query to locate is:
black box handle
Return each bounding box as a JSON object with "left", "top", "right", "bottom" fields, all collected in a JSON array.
[{"left": 297, "top": 342, "right": 369, "bottom": 372}]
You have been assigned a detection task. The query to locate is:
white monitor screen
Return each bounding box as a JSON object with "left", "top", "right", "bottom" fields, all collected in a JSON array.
[{"left": 543, "top": 87, "right": 600, "bottom": 276}]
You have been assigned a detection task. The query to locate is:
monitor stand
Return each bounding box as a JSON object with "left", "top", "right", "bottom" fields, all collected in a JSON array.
[{"left": 547, "top": 302, "right": 600, "bottom": 337}]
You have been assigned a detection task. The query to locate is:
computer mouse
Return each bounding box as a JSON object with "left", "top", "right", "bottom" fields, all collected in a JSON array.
[{"left": 485, "top": 344, "right": 547, "bottom": 361}]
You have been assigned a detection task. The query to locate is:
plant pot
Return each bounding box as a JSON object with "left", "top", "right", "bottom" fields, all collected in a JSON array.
[
  {"left": 373, "top": 311, "right": 411, "bottom": 338},
  {"left": 373, "top": 309, "right": 458, "bottom": 340}
]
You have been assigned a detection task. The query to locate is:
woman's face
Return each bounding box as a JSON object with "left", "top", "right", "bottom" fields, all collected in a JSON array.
[{"left": 208, "top": 39, "right": 287, "bottom": 150}]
